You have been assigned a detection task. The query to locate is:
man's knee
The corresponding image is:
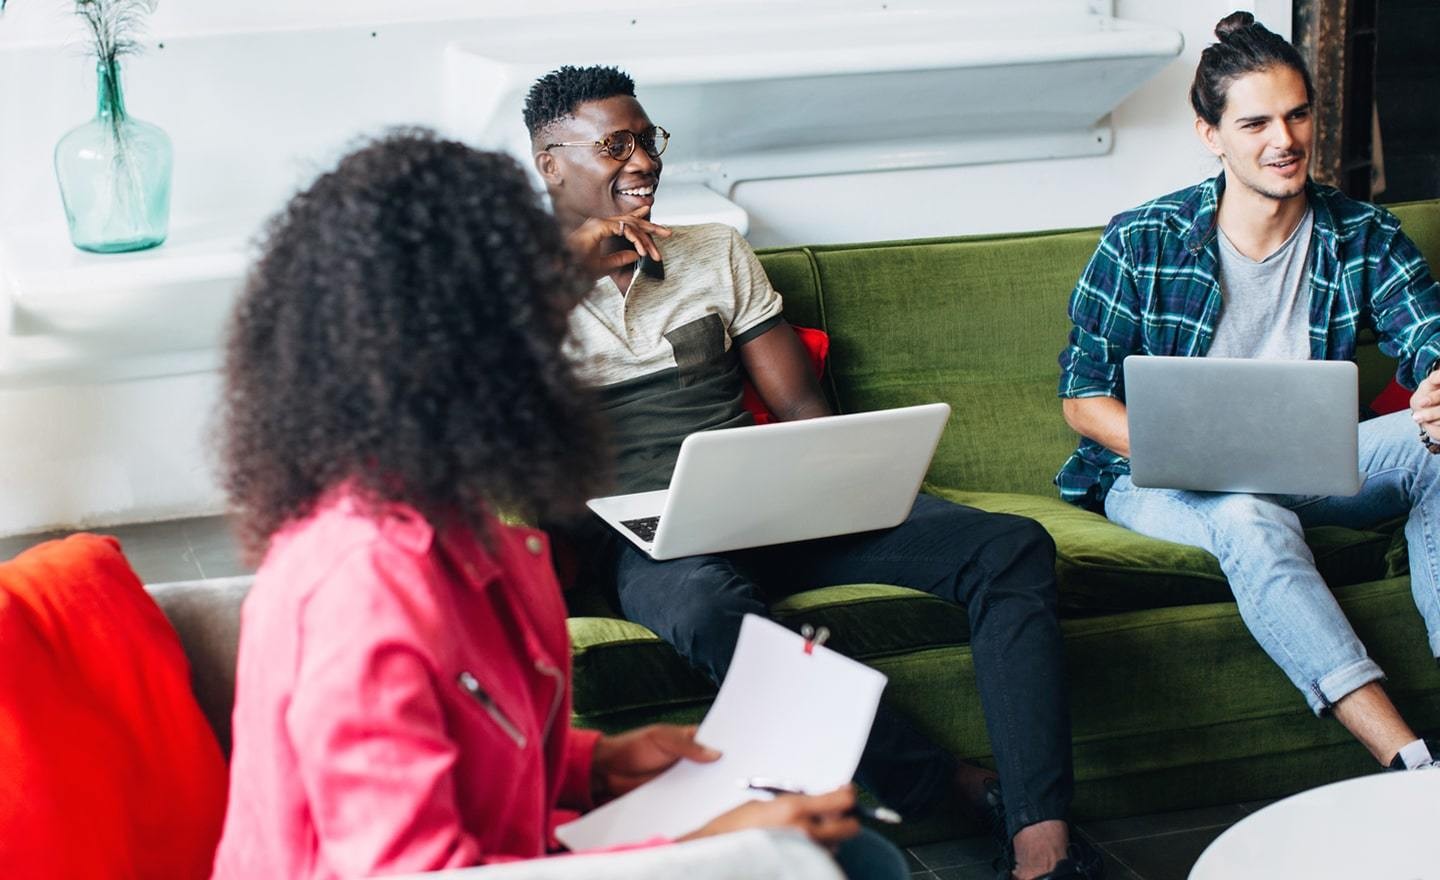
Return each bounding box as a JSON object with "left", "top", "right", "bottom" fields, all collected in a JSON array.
[
  {"left": 981, "top": 514, "right": 1056, "bottom": 568},
  {"left": 1208, "top": 494, "right": 1303, "bottom": 538},
  {"left": 618, "top": 556, "right": 763, "bottom": 674},
  {"left": 970, "top": 514, "right": 1058, "bottom": 598}
]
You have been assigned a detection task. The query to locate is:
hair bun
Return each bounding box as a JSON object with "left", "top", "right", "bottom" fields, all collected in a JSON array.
[{"left": 1215, "top": 11, "right": 1256, "bottom": 41}]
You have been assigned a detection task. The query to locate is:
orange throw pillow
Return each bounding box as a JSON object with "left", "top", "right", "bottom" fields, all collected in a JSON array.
[
  {"left": 0, "top": 534, "right": 227, "bottom": 879},
  {"left": 741, "top": 325, "right": 830, "bottom": 424}
]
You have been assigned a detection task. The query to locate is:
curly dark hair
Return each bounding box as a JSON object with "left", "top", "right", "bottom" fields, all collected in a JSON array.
[
  {"left": 1190, "top": 11, "right": 1314, "bottom": 126},
  {"left": 220, "top": 129, "right": 609, "bottom": 558},
  {"left": 523, "top": 65, "right": 636, "bottom": 141}
]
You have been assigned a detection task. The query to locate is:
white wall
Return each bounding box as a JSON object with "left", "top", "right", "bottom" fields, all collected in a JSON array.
[
  {"left": 739, "top": 0, "right": 1290, "bottom": 244},
  {"left": 0, "top": 0, "right": 1290, "bottom": 535}
]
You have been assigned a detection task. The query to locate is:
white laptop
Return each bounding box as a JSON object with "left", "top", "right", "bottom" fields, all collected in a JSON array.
[
  {"left": 1124, "top": 356, "right": 1363, "bottom": 496},
  {"left": 588, "top": 403, "right": 951, "bottom": 560}
]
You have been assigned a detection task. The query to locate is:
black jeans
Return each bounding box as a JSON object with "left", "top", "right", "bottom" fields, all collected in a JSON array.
[{"left": 604, "top": 493, "right": 1074, "bottom": 838}]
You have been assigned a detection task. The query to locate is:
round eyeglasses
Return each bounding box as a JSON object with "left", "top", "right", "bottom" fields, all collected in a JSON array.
[{"left": 545, "top": 125, "right": 669, "bottom": 162}]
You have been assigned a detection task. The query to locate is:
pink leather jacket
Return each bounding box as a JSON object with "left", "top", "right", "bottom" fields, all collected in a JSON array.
[{"left": 212, "top": 491, "right": 600, "bottom": 879}]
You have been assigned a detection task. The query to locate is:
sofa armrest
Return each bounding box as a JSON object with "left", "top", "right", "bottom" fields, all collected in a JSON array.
[
  {"left": 146, "top": 575, "right": 254, "bottom": 757},
  {"left": 386, "top": 829, "right": 843, "bottom": 880}
]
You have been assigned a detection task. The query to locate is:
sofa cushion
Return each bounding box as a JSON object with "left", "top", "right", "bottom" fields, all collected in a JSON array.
[
  {"left": 924, "top": 487, "right": 1394, "bottom": 613},
  {"left": 0, "top": 534, "right": 228, "bottom": 880}
]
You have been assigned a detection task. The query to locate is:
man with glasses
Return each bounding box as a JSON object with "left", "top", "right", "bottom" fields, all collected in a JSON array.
[{"left": 525, "top": 65, "right": 1100, "bottom": 880}]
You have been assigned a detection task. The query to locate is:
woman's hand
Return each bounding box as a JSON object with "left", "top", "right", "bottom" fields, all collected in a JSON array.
[
  {"left": 679, "top": 785, "right": 861, "bottom": 849},
  {"left": 590, "top": 724, "right": 721, "bottom": 801},
  {"left": 565, "top": 205, "right": 671, "bottom": 279}
]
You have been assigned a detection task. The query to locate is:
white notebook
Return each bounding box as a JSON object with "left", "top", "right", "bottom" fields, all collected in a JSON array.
[{"left": 555, "top": 614, "right": 887, "bottom": 851}]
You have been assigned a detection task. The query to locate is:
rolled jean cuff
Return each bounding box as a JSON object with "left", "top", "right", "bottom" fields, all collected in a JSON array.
[
  {"left": 1311, "top": 657, "right": 1385, "bottom": 716},
  {"left": 1429, "top": 630, "right": 1440, "bottom": 660},
  {"left": 1006, "top": 804, "right": 1069, "bottom": 842}
]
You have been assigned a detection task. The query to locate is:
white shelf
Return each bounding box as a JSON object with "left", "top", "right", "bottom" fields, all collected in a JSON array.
[{"left": 0, "top": 218, "right": 254, "bottom": 387}]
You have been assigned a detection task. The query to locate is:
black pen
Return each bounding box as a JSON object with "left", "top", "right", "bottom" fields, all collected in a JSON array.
[{"left": 743, "top": 777, "right": 903, "bottom": 825}]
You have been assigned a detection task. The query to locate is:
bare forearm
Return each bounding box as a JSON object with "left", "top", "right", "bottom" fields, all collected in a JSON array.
[
  {"left": 772, "top": 394, "right": 831, "bottom": 422},
  {"left": 1062, "top": 396, "right": 1131, "bottom": 458},
  {"left": 739, "top": 322, "right": 832, "bottom": 421}
]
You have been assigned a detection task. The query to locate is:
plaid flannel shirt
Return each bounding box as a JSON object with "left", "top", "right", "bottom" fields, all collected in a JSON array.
[{"left": 1056, "top": 173, "right": 1440, "bottom": 510}]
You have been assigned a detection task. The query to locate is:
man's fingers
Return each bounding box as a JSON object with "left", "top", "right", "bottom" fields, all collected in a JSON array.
[
  {"left": 599, "top": 249, "right": 641, "bottom": 271},
  {"left": 1413, "top": 395, "right": 1440, "bottom": 413},
  {"left": 619, "top": 225, "right": 655, "bottom": 259}
]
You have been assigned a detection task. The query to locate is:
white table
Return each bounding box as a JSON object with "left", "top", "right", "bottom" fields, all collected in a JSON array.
[{"left": 1190, "top": 771, "right": 1440, "bottom": 879}]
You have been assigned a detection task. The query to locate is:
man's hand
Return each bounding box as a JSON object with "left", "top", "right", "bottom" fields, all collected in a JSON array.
[
  {"left": 566, "top": 205, "right": 671, "bottom": 280},
  {"left": 590, "top": 724, "right": 720, "bottom": 801},
  {"left": 1410, "top": 368, "right": 1440, "bottom": 442},
  {"left": 678, "top": 785, "right": 861, "bottom": 849}
]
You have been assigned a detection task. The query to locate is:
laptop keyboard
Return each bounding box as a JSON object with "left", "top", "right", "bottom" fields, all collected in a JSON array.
[{"left": 620, "top": 516, "right": 660, "bottom": 542}]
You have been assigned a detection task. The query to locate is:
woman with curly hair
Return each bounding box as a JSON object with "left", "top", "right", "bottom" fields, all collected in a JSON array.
[{"left": 210, "top": 131, "right": 889, "bottom": 879}]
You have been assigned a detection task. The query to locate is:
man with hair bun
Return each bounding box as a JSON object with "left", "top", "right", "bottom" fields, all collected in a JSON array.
[{"left": 1059, "top": 11, "right": 1440, "bottom": 773}]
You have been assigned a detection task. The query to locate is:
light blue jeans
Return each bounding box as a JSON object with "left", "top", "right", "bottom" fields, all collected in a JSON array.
[{"left": 1105, "top": 409, "right": 1440, "bottom": 715}]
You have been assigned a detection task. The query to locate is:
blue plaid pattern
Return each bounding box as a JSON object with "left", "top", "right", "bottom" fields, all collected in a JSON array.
[{"left": 1056, "top": 174, "right": 1440, "bottom": 509}]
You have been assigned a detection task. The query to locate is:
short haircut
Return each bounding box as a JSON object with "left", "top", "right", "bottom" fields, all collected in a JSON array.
[
  {"left": 1190, "top": 11, "right": 1314, "bottom": 126},
  {"left": 523, "top": 65, "right": 636, "bottom": 140}
]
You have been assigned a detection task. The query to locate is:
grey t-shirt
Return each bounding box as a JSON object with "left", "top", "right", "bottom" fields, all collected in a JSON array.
[
  {"left": 1206, "top": 208, "right": 1314, "bottom": 360},
  {"left": 563, "top": 223, "right": 784, "bottom": 493}
]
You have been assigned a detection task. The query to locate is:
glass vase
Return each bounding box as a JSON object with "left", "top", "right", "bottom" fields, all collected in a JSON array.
[{"left": 54, "top": 59, "right": 174, "bottom": 254}]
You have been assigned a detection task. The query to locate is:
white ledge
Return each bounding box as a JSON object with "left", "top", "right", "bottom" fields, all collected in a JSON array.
[{"left": 0, "top": 218, "right": 255, "bottom": 388}]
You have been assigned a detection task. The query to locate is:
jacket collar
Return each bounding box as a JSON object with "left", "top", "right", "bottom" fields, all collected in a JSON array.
[
  {"left": 1172, "top": 173, "right": 1340, "bottom": 262},
  {"left": 330, "top": 485, "right": 504, "bottom": 593}
]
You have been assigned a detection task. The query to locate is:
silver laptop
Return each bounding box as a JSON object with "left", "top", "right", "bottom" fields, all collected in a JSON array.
[
  {"left": 587, "top": 403, "right": 951, "bottom": 560},
  {"left": 1124, "top": 356, "right": 1362, "bottom": 496}
]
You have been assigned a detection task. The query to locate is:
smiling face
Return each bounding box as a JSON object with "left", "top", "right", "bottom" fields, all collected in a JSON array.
[
  {"left": 1197, "top": 65, "right": 1313, "bottom": 204},
  {"left": 534, "top": 95, "right": 662, "bottom": 232}
]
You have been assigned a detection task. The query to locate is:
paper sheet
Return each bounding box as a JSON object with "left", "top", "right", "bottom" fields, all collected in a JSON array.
[{"left": 555, "top": 614, "right": 887, "bottom": 851}]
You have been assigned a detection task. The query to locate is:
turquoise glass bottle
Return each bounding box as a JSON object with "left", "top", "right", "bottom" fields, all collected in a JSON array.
[{"left": 54, "top": 59, "right": 173, "bottom": 253}]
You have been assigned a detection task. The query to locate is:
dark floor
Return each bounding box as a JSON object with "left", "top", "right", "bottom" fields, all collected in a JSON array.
[
  {"left": 2, "top": 516, "right": 1274, "bottom": 880},
  {"left": 903, "top": 800, "right": 1274, "bottom": 879}
]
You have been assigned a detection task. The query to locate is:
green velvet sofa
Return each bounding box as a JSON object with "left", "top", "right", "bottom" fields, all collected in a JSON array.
[{"left": 563, "top": 200, "right": 1440, "bottom": 844}]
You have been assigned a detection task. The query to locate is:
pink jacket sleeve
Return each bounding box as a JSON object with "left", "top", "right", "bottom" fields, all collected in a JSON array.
[
  {"left": 285, "top": 547, "right": 519, "bottom": 873},
  {"left": 558, "top": 727, "right": 602, "bottom": 812}
]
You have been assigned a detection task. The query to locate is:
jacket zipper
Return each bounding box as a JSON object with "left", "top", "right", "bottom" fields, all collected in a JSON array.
[
  {"left": 456, "top": 671, "right": 528, "bottom": 748},
  {"left": 534, "top": 660, "right": 566, "bottom": 742}
]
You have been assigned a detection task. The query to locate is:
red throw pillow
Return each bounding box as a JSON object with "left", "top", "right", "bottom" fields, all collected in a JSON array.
[
  {"left": 741, "top": 325, "right": 831, "bottom": 424},
  {"left": 1370, "top": 378, "right": 1412, "bottom": 416},
  {"left": 0, "top": 534, "right": 227, "bottom": 880}
]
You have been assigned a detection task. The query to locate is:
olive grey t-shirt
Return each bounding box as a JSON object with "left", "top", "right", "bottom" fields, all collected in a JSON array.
[
  {"left": 563, "top": 223, "right": 784, "bottom": 493},
  {"left": 1206, "top": 208, "right": 1314, "bottom": 360}
]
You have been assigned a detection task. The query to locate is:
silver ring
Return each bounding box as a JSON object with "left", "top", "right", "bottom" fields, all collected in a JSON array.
[{"left": 618, "top": 221, "right": 626, "bottom": 235}]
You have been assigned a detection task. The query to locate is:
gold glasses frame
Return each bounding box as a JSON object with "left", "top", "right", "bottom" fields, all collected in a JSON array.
[{"left": 545, "top": 125, "right": 670, "bottom": 162}]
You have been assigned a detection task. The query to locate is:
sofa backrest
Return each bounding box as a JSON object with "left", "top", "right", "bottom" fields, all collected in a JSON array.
[
  {"left": 759, "top": 198, "right": 1440, "bottom": 498},
  {"left": 760, "top": 229, "right": 1101, "bottom": 497}
]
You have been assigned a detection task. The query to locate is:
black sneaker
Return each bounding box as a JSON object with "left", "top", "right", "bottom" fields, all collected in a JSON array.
[{"left": 984, "top": 779, "right": 1104, "bottom": 879}]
